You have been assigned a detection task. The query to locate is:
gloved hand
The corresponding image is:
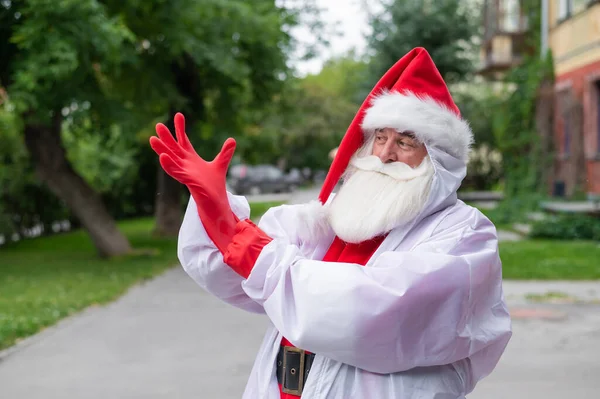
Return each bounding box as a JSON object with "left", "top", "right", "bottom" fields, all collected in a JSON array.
[{"left": 149, "top": 113, "right": 239, "bottom": 254}]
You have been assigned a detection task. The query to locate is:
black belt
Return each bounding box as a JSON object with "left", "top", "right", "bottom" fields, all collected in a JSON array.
[{"left": 276, "top": 345, "right": 315, "bottom": 396}]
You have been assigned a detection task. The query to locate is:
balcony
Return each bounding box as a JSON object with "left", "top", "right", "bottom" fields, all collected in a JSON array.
[
  {"left": 479, "top": 52, "right": 524, "bottom": 75},
  {"left": 478, "top": 0, "right": 529, "bottom": 77}
]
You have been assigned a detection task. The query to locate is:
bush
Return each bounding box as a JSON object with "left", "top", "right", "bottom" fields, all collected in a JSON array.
[
  {"left": 530, "top": 214, "right": 600, "bottom": 240},
  {"left": 464, "top": 144, "right": 503, "bottom": 191},
  {"left": 0, "top": 105, "right": 72, "bottom": 240}
]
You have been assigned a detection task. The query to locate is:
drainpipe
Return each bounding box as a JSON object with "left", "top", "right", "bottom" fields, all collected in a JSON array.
[{"left": 541, "top": 0, "right": 549, "bottom": 58}]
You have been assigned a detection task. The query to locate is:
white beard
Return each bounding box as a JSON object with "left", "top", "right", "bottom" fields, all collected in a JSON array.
[{"left": 325, "top": 155, "right": 435, "bottom": 244}]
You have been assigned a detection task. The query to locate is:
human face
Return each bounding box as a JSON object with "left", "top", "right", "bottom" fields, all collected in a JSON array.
[{"left": 371, "top": 128, "right": 428, "bottom": 168}]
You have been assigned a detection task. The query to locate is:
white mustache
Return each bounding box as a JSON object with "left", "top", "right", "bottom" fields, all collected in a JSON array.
[{"left": 349, "top": 155, "right": 432, "bottom": 181}]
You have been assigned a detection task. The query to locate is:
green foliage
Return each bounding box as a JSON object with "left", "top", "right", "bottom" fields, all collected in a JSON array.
[
  {"left": 499, "top": 239, "right": 600, "bottom": 280},
  {"left": 530, "top": 214, "right": 600, "bottom": 241},
  {"left": 100, "top": 0, "right": 314, "bottom": 155},
  {"left": 62, "top": 122, "right": 138, "bottom": 194},
  {"left": 477, "top": 195, "right": 547, "bottom": 229},
  {"left": 453, "top": 86, "right": 505, "bottom": 148},
  {"left": 463, "top": 144, "right": 503, "bottom": 191},
  {"left": 303, "top": 52, "right": 369, "bottom": 104},
  {"left": 237, "top": 54, "right": 362, "bottom": 174},
  {"left": 0, "top": 103, "right": 71, "bottom": 237},
  {"left": 7, "top": 0, "right": 135, "bottom": 120},
  {"left": 366, "top": 0, "right": 480, "bottom": 86},
  {"left": 490, "top": 0, "right": 554, "bottom": 220},
  {"left": 492, "top": 53, "right": 554, "bottom": 199},
  {"left": 1, "top": 0, "right": 318, "bottom": 242}
]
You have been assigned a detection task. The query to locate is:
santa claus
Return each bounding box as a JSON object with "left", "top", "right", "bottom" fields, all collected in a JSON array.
[{"left": 150, "top": 47, "right": 512, "bottom": 399}]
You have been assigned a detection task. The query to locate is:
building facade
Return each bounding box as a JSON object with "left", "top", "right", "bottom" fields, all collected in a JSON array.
[{"left": 548, "top": 0, "right": 600, "bottom": 198}]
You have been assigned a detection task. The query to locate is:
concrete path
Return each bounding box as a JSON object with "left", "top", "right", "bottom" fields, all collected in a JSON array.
[
  {"left": 245, "top": 192, "right": 293, "bottom": 204},
  {"left": 2, "top": 268, "right": 599, "bottom": 399},
  {"left": 469, "top": 301, "right": 600, "bottom": 399},
  {"left": 0, "top": 268, "right": 270, "bottom": 399}
]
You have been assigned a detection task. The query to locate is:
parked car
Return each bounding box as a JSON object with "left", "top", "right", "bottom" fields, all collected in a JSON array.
[{"left": 227, "top": 164, "right": 299, "bottom": 195}]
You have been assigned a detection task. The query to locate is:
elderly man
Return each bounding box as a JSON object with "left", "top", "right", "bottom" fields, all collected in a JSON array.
[{"left": 150, "top": 47, "right": 511, "bottom": 399}]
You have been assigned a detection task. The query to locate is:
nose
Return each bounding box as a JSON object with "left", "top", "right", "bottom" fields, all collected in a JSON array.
[{"left": 378, "top": 140, "right": 397, "bottom": 163}]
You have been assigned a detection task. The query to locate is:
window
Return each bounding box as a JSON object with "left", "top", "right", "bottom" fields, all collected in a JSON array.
[
  {"left": 559, "top": 0, "right": 572, "bottom": 21},
  {"left": 501, "top": 0, "right": 521, "bottom": 31},
  {"left": 266, "top": 166, "right": 283, "bottom": 179},
  {"left": 573, "top": 0, "right": 589, "bottom": 13},
  {"left": 557, "top": 0, "right": 588, "bottom": 20}
]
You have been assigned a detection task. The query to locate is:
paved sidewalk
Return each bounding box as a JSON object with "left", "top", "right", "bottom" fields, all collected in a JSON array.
[
  {"left": 470, "top": 301, "right": 600, "bottom": 399},
  {"left": 0, "top": 268, "right": 269, "bottom": 399},
  {"left": 1, "top": 264, "right": 599, "bottom": 398}
]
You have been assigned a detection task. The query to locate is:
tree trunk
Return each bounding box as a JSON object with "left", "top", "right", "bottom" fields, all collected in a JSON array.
[
  {"left": 153, "top": 56, "right": 205, "bottom": 236},
  {"left": 23, "top": 114, "right": 131, "bottom": 258},
  {"left": 153, "top": 106, "right": 184, "bottom": 237},
  {"left": 153, "top": 167, "right": 182, "bottom": 237}
]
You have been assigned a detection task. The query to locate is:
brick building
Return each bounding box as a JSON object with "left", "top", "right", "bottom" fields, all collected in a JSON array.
[
  {"left": 480, "top": 0, "right": 600, "bottom": 198},
  {"left": 548, "top": 0, "right": 600, "bottom": 198}
]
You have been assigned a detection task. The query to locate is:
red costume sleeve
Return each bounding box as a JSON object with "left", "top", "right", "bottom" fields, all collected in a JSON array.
[{"left": 223, "top": 219, "right": 273, "bottom": 278}]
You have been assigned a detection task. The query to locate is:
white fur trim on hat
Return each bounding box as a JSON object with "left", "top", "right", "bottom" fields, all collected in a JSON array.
[{"left": 360, "top": 91, "right": 473, "bottom": 162}]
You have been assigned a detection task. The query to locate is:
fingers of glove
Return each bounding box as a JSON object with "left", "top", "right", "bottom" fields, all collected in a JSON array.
[
  {"left": 215, "top": 138, "right": 236, "bottom": 170},
  {"left": 149, "top": 136, "right": 179, "bottom": 161},
  {"left": 174, "top": 113, "right": 194, "bottom": 151},
  {"left": 159, "top": 154, "right": 188, "bottom": 182},
  {"left": 156, "top": 123, "right": 185, "bottom": 157}
]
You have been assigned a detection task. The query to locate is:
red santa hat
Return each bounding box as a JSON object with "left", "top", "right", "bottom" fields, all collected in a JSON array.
[{"left": 318, "top": 47, "right": 473, "bottom": 204}]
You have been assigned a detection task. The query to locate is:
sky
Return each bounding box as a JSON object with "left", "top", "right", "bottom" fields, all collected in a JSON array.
[{"left": 290, "top": 0, "right": 378, "bottom": 76}]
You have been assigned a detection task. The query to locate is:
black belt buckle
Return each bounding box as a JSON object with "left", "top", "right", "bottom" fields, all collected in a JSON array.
[{"left": 281, "top": 346, "right": 306, "bottom": 396}]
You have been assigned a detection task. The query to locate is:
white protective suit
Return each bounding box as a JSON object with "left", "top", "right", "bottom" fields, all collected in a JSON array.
[{"left": 177, "top": 145, "right": 512, "bottom": 399}]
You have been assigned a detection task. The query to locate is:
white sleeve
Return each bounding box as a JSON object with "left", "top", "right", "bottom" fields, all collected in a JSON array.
[
  {"left": 240, "top": 209, "right": 512, "bottom": 375},
  {"left": 177, "top": 193, "right": 264, "bottom": 314}
]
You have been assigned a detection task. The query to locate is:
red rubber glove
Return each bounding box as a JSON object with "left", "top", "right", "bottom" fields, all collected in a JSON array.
[
  {"left": 149, "top": 113, "right": 239, "bottom": 254},
  {"left": 223, "top": 219, "right": 273, "bottom": 278}
]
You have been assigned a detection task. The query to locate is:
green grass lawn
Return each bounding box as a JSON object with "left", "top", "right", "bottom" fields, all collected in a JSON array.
[
  {"left": 0, "top": 218, "right": 179, "bottom": 351},
  {"left": 500, "top": 239, "right": 600, "bottom": 280},
  {"left": 249, "top": 201, "right": 285, "bottom": 220},
  {"left": 0, "top": 201, "right": 284, "bottom": 351}
]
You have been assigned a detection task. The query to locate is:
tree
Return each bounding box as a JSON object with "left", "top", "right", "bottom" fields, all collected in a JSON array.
[
  {"left": 237, "top": 54, "right": 365, "bottom": 174},
  {"left": 1, "top": 0, "right": 135, "bottom": 257},
  {"left": 303, "top": 51, "right": 369, "bottom": 104},
  {"left": 99, "top": 0, "right": 321, "bottom": 236},
  {"left": 1, "top": 0, "right": 319, "bottom": 253},
  {"left": 0, "top": 101, "right": 72, "bottom": 239},
  {"left": 365, "top": 0, "right": 480, "bottom": 86}
]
